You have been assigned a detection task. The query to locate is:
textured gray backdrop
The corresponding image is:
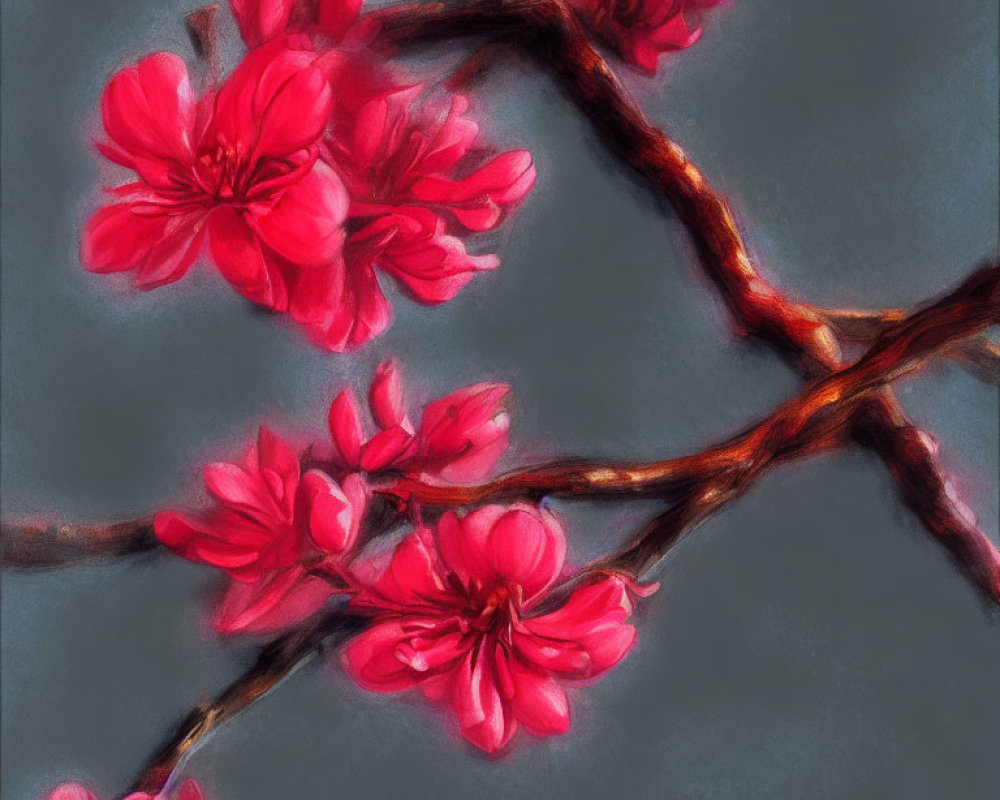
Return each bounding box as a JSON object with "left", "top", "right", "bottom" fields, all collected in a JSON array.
[{"left": 2, "top": 1, "right": 998, "bottom": 798}]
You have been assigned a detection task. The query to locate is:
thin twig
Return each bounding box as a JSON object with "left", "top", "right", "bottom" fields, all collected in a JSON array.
[{"left": 129, "top": 608, "right": 365, "bottom": 795}]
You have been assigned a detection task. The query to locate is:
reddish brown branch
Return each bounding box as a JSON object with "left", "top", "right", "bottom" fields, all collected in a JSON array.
[
  {"left": 820, "top": 306, "right": 999, "bottom": 382},
  {"left": 373, "top": 0, "right": 1000, "bottom": 604},
  {"left": 577, "top": 265, "right": 1000, "bottom": 595}
]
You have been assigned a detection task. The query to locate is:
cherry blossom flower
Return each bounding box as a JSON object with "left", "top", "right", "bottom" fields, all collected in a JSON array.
[
  {"left": 343, "top": 505, "right": 649, "bottom": 754},
  {"left": 82, "top": 37, "right": 348, "bottom": 318},
  {"left": 324, "top": 360, "right": 512, "bottom": 483},
  {"left": 44, "top": 779, "right": 203, "bottom": 800},
  {"left": 313, "top": 84, "right": 536, "bottom": 350},
  {"left": 155, "top": 426, "right": 368, "bottom": 634},
  {"left": 568, "top": 0, "right": 726, "bottom": 73}
]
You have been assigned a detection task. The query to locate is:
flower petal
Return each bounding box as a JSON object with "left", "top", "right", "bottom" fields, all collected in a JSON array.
[
  {"left": 451, "top": 644, "right": 516, "bottom": 754},
  {"left": 101, "top": 52, "right": 195, "bottom": 167},
  {"left": 45, "top": 784, "right": 99, "bottom": 800},
  {"left": 215, "top": 565, "right": 335, "bottom": 635},
  {"left": 302, "top": 469, "right": 367, "bottom": 554},
  {"left": 509, "top": 656, "right": 571, "bottom": 737},
  {"left": 415, "top": 382, "right": 510, "bottom": 482},
  {"left": 81, "top": 203, "right": 171, "bottom": 274},
  {"left": 229, "top": 0, "right": 295, "bottom": 48},
  {"left": 208, "top": 207, "right": 289, "bottom": 310},
  {"left": 343, "top": 619, "right": 432, "bottom": 691},
  {"left": 249, "top": 160, "right": 348, "bottom": 268},
  {"left": 369, "top": 360, "right": 408, "bottom": 430},
  {"left": 327, "top": 389, "right": 364, "bottom": 468},
  {"left": 486, "top": 507, "right": 566, "bottom": 599}
]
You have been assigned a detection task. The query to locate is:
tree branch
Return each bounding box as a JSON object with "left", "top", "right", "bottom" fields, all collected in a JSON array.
[
  {"left": 122, "top": 260, "right": 1000, "bottom": 796},
  {"left": 373, "top": 0, "right": 1000, "bottom": 604},
  {"left": 129, "top": 608, "right": 365, "bottom": 795},
  {"left": 1, "top": 518, "right": 158, "bottom": 568},
  {"left": 558, "top": 265, "right": 1000, "bottom": 601},
  {"left": 819, "top": 306, "right": 999, "bottom": 383}
]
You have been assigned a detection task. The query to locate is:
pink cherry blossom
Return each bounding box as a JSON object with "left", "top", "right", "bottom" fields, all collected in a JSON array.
[
  {"left": 44, "top": 779, "right": 203, "bottom": 800},
  {"left": 155, "top": 426, "right": 368, "bottom": 634},
  {"left": 310, "top": 84, "right": 535, "bottom": 349},
  {"left": 82, "top": 37, "right": 348, "bottom": 317},
  {"left": 324, "top": 360, "right": 511, "bottom": 483},
  {"left": 343, "top": 505, "right": 648, "bottom": 754},
  {"left": 569, "top": 0, "right": 726, "bottom": 73}
]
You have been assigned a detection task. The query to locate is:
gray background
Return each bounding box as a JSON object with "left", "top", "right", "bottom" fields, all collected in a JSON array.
[{"left": 2, "top": 0, "right": 998, "bottom": 798}]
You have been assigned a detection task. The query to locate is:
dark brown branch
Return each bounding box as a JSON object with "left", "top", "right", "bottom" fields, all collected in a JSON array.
[
  {"left": 1, "top": 518, "right": 158, "bottom": 568},
  {"left": 129, "top": 608, "right": 365, "bottom": 796}
]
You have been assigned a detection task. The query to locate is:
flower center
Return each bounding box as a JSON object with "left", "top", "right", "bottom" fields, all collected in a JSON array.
[{"left": 468, "top": 585, "right": 521, "bottom": 640}]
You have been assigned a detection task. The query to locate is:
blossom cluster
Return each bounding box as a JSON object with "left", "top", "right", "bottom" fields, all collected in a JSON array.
[
  {"left": 52, "top": 0, "right": 729, "bottom": 781},
  {"left": 150, "top": 362, "right": 651, "bottom": 754},
  {"left": 82, "top": 0, "right": 535, "bottom": 350}
]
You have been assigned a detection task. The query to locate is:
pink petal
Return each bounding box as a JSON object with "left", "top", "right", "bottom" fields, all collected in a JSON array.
[
  {"left": 393, "top": 627, "right": 470, "bottom": 674},
  {"left": 208, "top": 207, "right": 289, "bottom": 310},
  {"left": 366, "top": 527, "right": 453, "bottom": 609},
  {"left": 101, "top": 52, "right": 195, "bottom": 168},
  {"left": 257, "top": 424, "right": 300, "bottom": 486},
  {"left": 133, "top": 214, "right": 206, "bottom": 289},
  {"left": 203, "top": 461, "right": 267, "bottom": 511},
  {"left": 511, "top": 629, "right": 591, "bottom": 676},
  {"left": 45, "top": 783, "right": 99, "bottom": 800},
  {"left": 287, "top": 253, "right": 344, "bottom": 326},
  {"left": 414, "top": 94, "right": 479, "bottom": 176},
  {"left": 409, "top": 150, "right": 536, "bottom": 232},
  {"left": 509, "top": 656, "right": 571, "bottom": 736},
  {"left": 229, "top": 0, "right": 295, "bottom": 48},
  {"left": 369, "top": 360, "right": 407, "bottom": 430},
  {"left": 435, "top": 506, "right": 507, "bottom": 590},
  {"left": 522, "top": 575, "right": 642, "bottom": 678},
  {"left": 216, "top": 565, "right": 335, "bottom": 634},
  {"left": 342, "top": 619, "right": 428, "bottom": 691},
  {"left": 380, "top": 229, "right": 499, "bottom": 305},
  {"left": 211, "top": 41, "right": 330, "bottom": 161},
  {"left": 327, "top": 389, "right": 364, "bottom": 468},
  {"left": 301, "top": 469, "right": 366, "bottom": 554},
  {"left": 486, "top": 507, "right": 566, "bottom": 599},
  {"left": 153, "top": 511, "right": 263, "bottom": 575},
  {"left": 415, "top": 382, "right": 511, "bottom": 482},
  {"left": 292, "top": 238, "right": 393, "bottom": 351},
  {"left": 80, "top": 203, "right": 171, "bottom": 274},
  {"left": 175, "top": 780, "right": 205, "bottom": 800},
  {"left": 317, "top": 0, "right": 363, "bottom": 41},
  {"left": 359, "top": 426, "right": 415, "bottom": 473},
  {"left": 451, "top": 644, "right": 517, "bottom": 754},
  {"left": 249, "top": 161, "right": 348, "bottom": 268}
]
